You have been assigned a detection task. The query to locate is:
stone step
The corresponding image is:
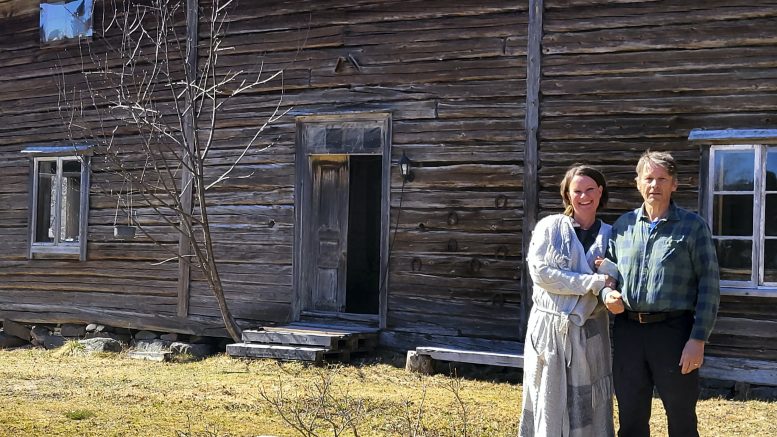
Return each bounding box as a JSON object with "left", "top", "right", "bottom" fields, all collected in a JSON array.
[{"left": 226, "top": 343, "right": 350, "bottom": 362}]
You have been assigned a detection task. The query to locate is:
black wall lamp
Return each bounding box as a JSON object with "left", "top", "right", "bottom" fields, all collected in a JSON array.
[{"left": 399, "top": 151, "right": 414, "bottom": 182}]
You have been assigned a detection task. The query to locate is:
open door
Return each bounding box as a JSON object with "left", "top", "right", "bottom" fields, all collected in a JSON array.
[
  {"left": 295, "top": 114, "right": 390, "bottom": 324},
  {"left": 309, "top": 155, "right": 349, "bottom": 311}
]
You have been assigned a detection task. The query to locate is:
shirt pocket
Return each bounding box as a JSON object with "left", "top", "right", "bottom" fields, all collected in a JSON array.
[{"left": 658, "top": 236, "right": 688, "bottom": 263}]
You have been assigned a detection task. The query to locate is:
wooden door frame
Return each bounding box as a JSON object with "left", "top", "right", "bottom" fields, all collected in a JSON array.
[{"left": 293, "top": 113, "right": 392, "bottom": 328}]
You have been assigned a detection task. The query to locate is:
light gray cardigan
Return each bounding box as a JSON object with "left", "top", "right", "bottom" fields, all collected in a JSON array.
[{"left": 526, "top": 214, "right": 612, "bottom": 326}]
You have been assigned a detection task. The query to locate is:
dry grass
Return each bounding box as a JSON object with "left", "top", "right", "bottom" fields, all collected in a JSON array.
[{"left": 0, "top": 348, "right": 773, "bottom": 436}]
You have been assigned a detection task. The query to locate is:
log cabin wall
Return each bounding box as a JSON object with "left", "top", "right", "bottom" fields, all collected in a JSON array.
[
  {"left": 0, "top": 1, "right": 238, "bottom": 335},
  {"left": 0, "top": 2, "right": 187, "bottom": 332},
  {"left": 214, "top": 0, "right": 528, "bottom": 348},
  {"left": 0, "top": 0, "right": 527, "bottom": 345},
  {"left": 3, "top": 0, "right": 771, "bottom": 362},
  {"left": 540, "top": 0, "right": 777, "bottom": 361}
]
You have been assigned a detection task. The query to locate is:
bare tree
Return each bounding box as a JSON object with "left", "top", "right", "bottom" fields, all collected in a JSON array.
[
  {"left": 58, "top": 0, "right": 287, "bottom": 341},
  {"left": 259, "top": 366, "right": 369, "bottom": 437}
]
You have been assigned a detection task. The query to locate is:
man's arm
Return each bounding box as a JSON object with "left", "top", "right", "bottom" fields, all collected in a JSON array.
[
  {"left": 689, "top": 219, "right": 721, "bottom": 342},
  {"left": 679, "top": 219, "right": 721, "bottom": 373},
  {"left": 601, "top": 230, "right": 625, "bottom": 314}
]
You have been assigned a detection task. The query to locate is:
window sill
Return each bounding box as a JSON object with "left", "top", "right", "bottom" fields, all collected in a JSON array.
[{"left": 30, "top": 244, "right": 82, "bottom": 260}]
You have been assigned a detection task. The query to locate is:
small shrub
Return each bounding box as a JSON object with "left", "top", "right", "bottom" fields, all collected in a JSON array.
[
  {"left": 55, "top": 340, "right": 86, "bottom": 357},
  {"left": 64, "top": 409, "right": 95, "bottom": 420}
]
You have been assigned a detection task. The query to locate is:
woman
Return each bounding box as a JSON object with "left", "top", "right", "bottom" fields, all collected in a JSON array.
[{"left": 519, "top": 165, "right": 615, "bottom": 437}]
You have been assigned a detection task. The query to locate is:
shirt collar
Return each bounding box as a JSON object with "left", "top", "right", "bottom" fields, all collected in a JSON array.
[{"left": 637, "top": 201, "right": 679, "bottom": 223}]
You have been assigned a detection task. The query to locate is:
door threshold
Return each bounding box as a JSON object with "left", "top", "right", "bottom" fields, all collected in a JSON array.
[{"left": 300, "top": 310, "right": 379, "bottom": 325}]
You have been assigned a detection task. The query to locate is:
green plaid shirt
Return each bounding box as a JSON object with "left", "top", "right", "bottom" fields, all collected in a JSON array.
[{"left": 605, "top": 202, "right": 720, "bottom": 341}]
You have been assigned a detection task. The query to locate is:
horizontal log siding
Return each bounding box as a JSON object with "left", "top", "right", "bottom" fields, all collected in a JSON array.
[
  {"left": 0, "top": 2, "right": 275, "bottom": 336},
  {"left": 542, "top": 0, "right": 777, "bottom": 360},
  {"left": 0, "top": 3, "right": 198, "bottom": 332},
  {"left": 1, "top": 0, "right": 523, "bottom": 343},
  {"left": 206, "top": 0, "right": 527, "bottom": 342}
]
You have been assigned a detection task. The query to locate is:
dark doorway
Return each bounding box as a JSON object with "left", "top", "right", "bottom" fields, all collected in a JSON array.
[{"left": 345, "top": 155, "right": 382, "bottom": 314}]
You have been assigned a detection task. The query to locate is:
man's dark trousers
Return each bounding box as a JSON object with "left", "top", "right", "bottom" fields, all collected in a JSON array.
[{"left": 613, "top": 312, "right": 700, "bottom": 437}]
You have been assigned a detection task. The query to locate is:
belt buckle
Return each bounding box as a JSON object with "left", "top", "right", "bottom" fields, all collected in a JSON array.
[{"left": 637, "top": 312, "right": 650, "bottom": 324}]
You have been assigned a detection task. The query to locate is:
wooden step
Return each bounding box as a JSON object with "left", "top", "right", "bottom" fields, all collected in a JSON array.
[
  {"left": 241, "top": 329, "right": 346, "bottom": 348},
  {"left": 226, "top": 343, "right": 351, "bottom": 363},
  {"left": 227, "top": 343, "right": 327, "bottom": 362},
  {"left": 412, "top": 346, "right": 524, "bottom": 369},
  {"left": 229, "top": 322, "right": 380, "bottom": 363},
  {"left": 285, "top": 321, "right": 381, "bottom": 335}
]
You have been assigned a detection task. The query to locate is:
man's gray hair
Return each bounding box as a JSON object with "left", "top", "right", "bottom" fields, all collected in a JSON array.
[{"left": 636, "top": 150, "right": 677, "bottom": 178}]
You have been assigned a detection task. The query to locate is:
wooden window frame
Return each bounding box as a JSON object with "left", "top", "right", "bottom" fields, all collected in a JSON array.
[
  {"left": 24, "top": 146, "right": 91, "bottom": 261},
  {"left": 692, "top": 129, "right": 777, "bottom": 297}
]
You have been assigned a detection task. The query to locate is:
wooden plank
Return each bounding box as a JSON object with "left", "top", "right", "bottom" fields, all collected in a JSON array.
[
  {"left": 688, "top": 128, "right": 777, "bottom": 144},
  {"left": 544, "top": 0, "right": 777, "bottom": 33},
  {"left": 543, "top": 17, "right": 777, "bottom": 55},
  {"left": 380, "top": 330, "right": 524, "bottom": 353},
  {"left": 543, "top": 47, "right": 777, "bottom": 77},
  {"left": 287, "top": 321, "right": 380, "bottom": 334},
  {"left": 176, "top": 0, "right": 199, "bottom": 319},
  {"left": 712, "top": 317, "right": 777, "bottom": 339},
  {"left": 389, "top": 254, "right": 520, "bottom": 281},
  {"left": 241, "top": 329, "right": 343, "bottom": 348},
  {"left": 700, "top": 356, "right": 777, "bottom": 386},
  {"left": 0, "top": 304, "right": 232, "bottom": 337},
  {"left": 522, "top": 0, "right": 543, "bottom": 340},
  {"left": 226, "top": 343, "right": 325, "bottom": 362},
  {"left": 415, "top": 346, "right": 524, "bottom": 368}
]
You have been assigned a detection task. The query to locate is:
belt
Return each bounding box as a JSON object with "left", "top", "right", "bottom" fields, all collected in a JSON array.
[{"left": 625, "top": 310, "right": 689, "bottom": 324}]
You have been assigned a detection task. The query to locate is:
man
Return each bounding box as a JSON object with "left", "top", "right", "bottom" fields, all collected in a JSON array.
[{"left": 601, "top": 150, "right": 720, "bottom": 437}]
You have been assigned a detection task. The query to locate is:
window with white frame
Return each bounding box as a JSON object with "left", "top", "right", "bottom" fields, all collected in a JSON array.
[
  {"left": 707, "top": 145, "right": 777, "bottom": 288},
  {"left": 25, "top": 149, "right": 91, "bottom": 260}
]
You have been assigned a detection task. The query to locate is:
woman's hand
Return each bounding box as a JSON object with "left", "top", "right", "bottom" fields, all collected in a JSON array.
[
  {"left": 594, "top": 256, "right": 604, "bottom": 269},
  {"left": 604, "top": 275, "right": 617, "bottom": 289}
]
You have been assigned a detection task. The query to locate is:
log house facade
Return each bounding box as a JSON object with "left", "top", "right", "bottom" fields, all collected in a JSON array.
[{"left": 0, "top": 0, "right": 776, "bottom": 378}]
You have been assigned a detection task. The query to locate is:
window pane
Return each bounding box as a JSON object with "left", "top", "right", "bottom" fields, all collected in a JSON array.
[
  {"left": 325, "top": 128, "right": 342, "bottom": 151},
  {"left": 62, "top": 159, "right": 81, "bottom": 174},
  {"left": 307, "top": 126, "right": 326, "bottom": 151},
  {"left": 40, "top": 0, "right": 93, "bottom": 43},
  {"left": 767, "top": 194, "right": 777, "bottom": 237},
  {"left": 342, "top": 128, "right": 362, "bottom": 152},
  {"left": 364, "top": 127, "right": 382, "bottom": 149},
  {"left": 35, "top": 171, "right": 54, "bottom": 243},
  {"left": 39, "top": 161, "right": 57, "bottom": 175},
  {"left": 712, "top": 194, "right": 753, "bottom": 236},
  {"left": 767, "top": 149, "right": 777, "bottom": 191},
  {"left": 714, "top": 239, "right": 752, "bottom": 281},
  {"left": 713, "top": 150, "right": 754, "bottom": 191},
  {"left": 765, "top": 239, "right": 777, "bottom": 283},
  {"left": 61, "top": 173, "right": 81, "bottom": 242}
]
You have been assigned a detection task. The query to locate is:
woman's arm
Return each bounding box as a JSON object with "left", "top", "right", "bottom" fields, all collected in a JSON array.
[{"left": 526, "top": 219, "right": 608, "bottom": 296}]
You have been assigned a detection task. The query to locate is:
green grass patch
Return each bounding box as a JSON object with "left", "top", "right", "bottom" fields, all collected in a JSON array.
[{"left": 64, "top": 409, "right": 95, "bottom": 421}]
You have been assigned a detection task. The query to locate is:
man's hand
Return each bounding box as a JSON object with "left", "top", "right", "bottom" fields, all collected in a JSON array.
[
  {"left": 679, "top": 338, "right": 705, "bottom": 375},
  {"left": 604, "top": 290, "right": 625, "bottom": 314}
]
